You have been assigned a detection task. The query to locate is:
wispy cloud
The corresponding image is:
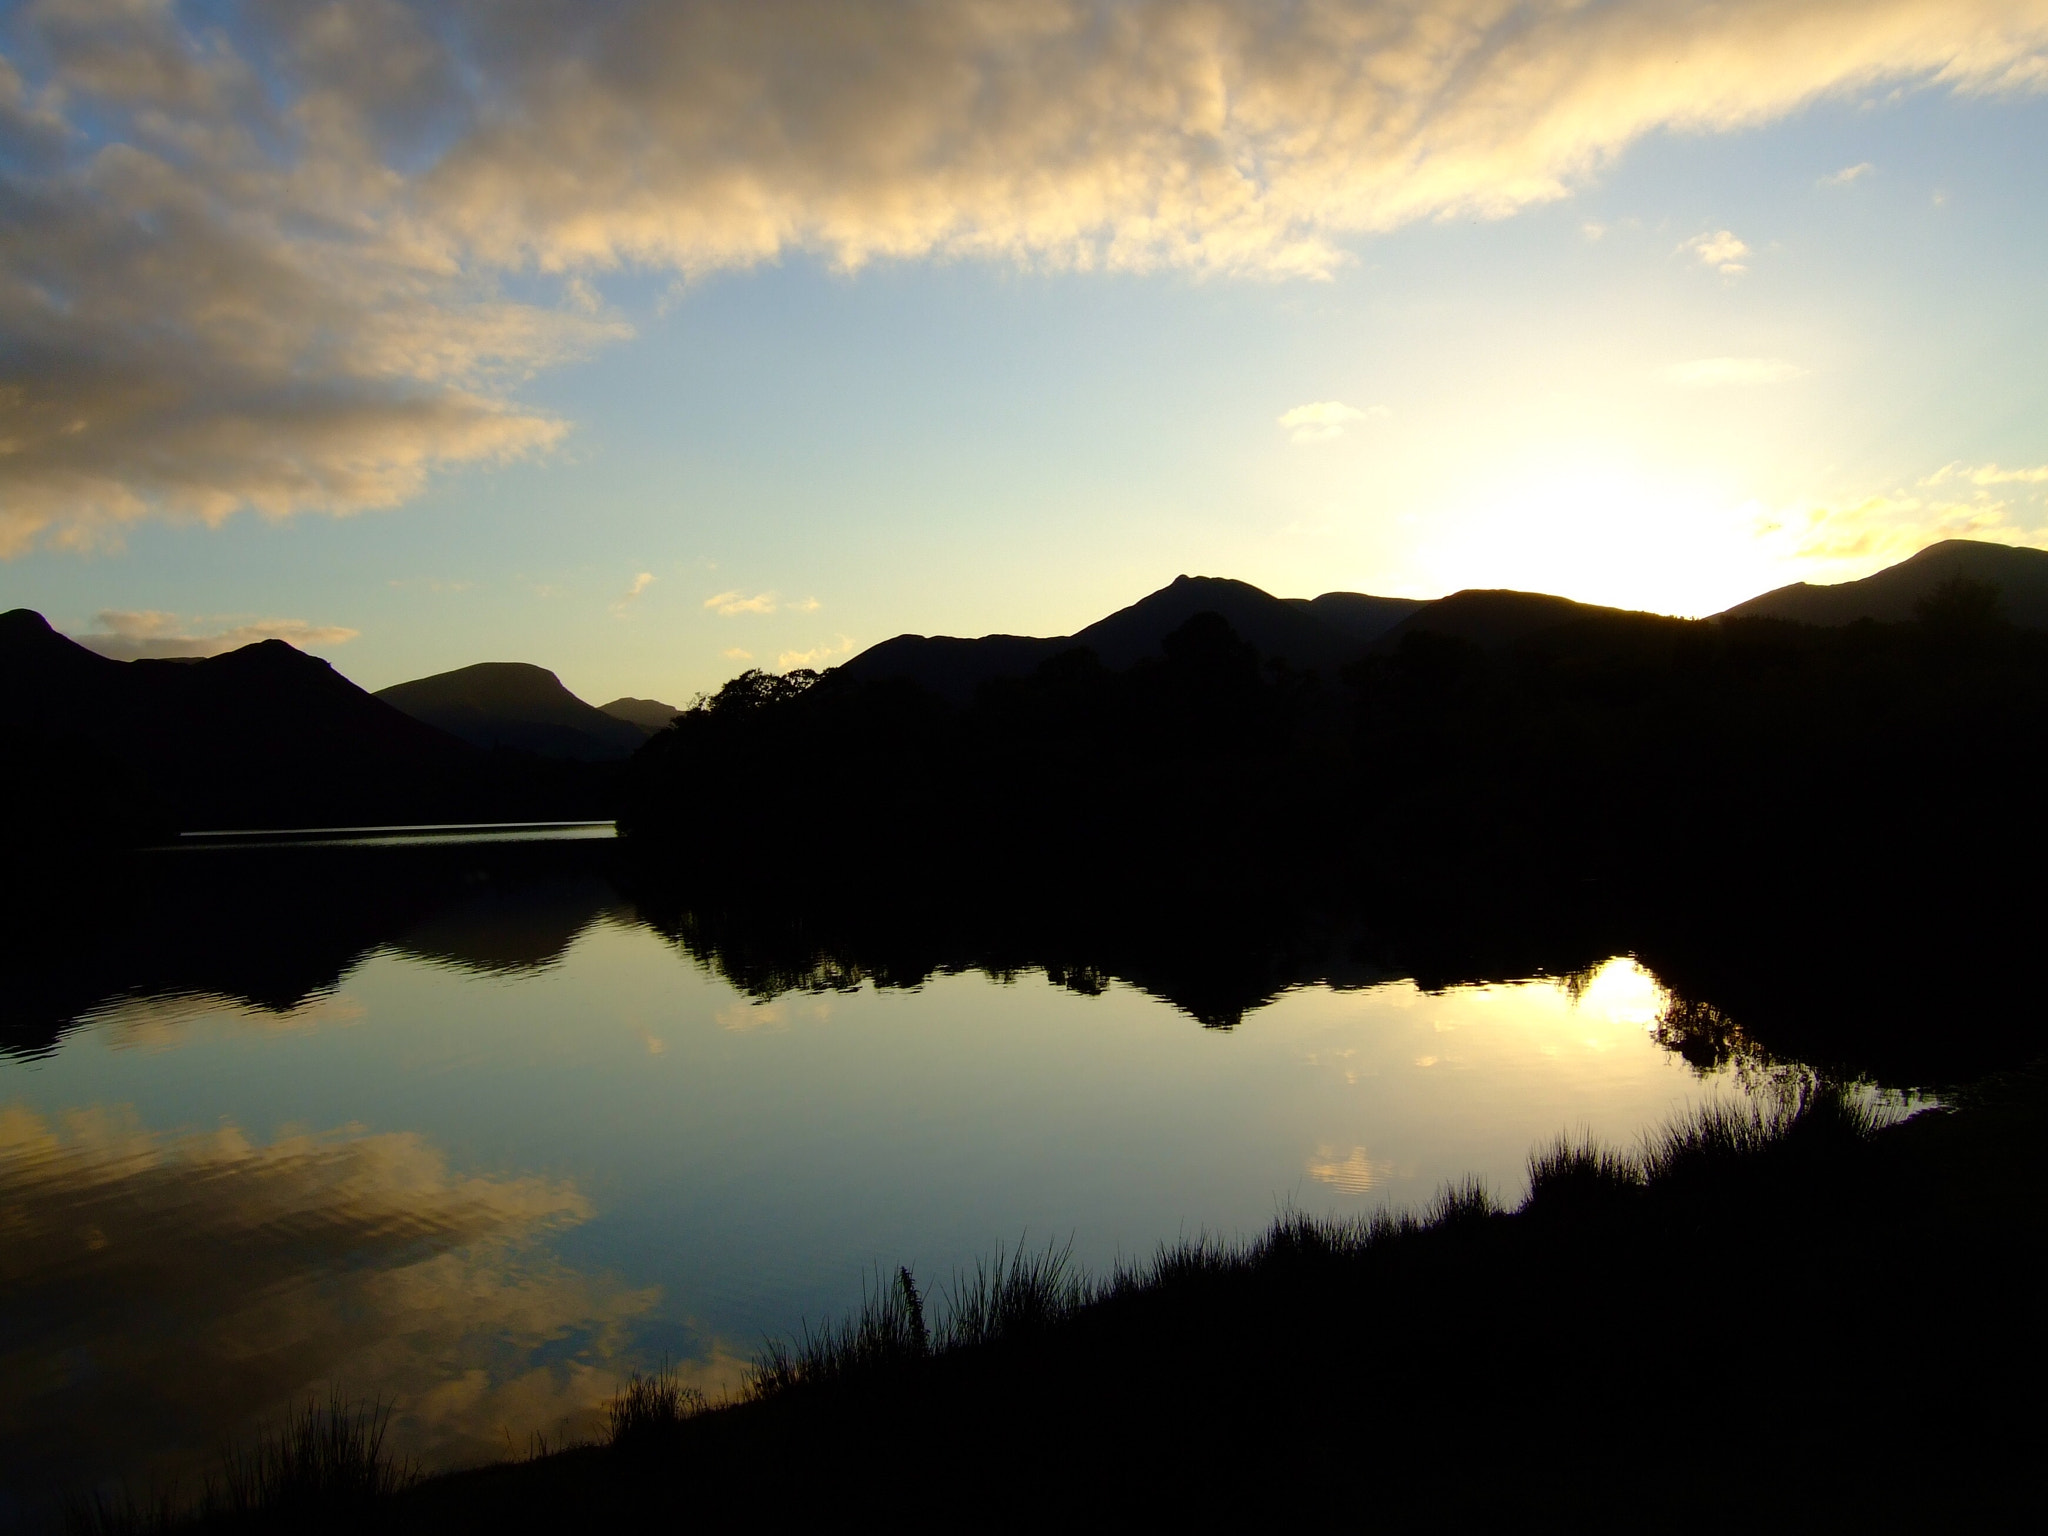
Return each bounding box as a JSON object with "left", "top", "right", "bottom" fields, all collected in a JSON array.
[
  {"left": 1660, "top": 357, "right": 1807, "bottom": 387},
  {"left": 1754, "top": 460, "right": 2048, "bottom": 571},
  {"left": 721, "top": 647, "right": 755, "bottom": 663},
  {"left": 1682, "top": 230, "right": 1752, "bottom": 275},
  {"left": 611, "top": 571, "right": 655, "bottom": 614},
  {"left": 1277, "top": 400, "right": 1388, "bottom": 445},
  {"left": 704, "top": 590, "right": 819, "bottom": 617},
  {"left": 703, "top": 590, "right": 780, "bottom": 617},
  {"left": 5, "top": 3, "right": 2047, "bottom": 548},
  {"left": 1922, "top": 461, "right": 2048, "bottom": 487},
  {"left": 777, "top": 637, "right": 855, "bottom": 671},
  {"left": 70, "top": 612, "right": 360, "bottom": 661},
  {"left": 1821, "top": 161, "right": 1876, "bottom": 186}
]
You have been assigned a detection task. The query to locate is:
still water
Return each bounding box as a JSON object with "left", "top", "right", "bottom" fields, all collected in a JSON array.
[{"left": 3, "top": 833, "right": 1764, "bottom": 1515}]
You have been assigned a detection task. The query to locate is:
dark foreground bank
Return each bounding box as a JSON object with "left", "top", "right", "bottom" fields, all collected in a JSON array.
[{"left": 76, "top": 1070, "right": 2048, "bottom": 1531}]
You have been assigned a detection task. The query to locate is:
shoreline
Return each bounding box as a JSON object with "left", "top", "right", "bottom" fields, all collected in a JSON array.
[{"left": 76, "top": 1066, "right": 2048, "bottom": 1530}]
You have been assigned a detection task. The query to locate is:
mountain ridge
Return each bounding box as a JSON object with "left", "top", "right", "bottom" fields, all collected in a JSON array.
[
  {"left": 1717, "top": 538, "right": 2048, "bottom": 627},
  {"left": 833, "top": 538, "right": 2048, "bottom": 705},
  {"left": 2, "top": 613, "right": 607, "bottom": 839},
  {"left": 839, "top": 575, "right": 1429, "bottom": 703},
  {"left": 375, "top": 662, "right": 648, "bottom": 761}
]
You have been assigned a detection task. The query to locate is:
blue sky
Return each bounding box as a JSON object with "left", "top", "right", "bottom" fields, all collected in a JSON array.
[{"left": 3, "top": 2, "right": 2046, "bottom": 706}]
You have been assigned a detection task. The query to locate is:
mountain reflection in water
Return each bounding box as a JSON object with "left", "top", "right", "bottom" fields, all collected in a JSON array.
[
  {"left": 0, "top": 836, "right": 1977, "bottom": 1085},
  {"left": 0, "top": 834, "right": 1967, "bottom": 1518}
]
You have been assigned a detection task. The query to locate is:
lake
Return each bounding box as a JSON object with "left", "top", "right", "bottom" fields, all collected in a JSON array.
[{"left": 1, "top": 830, "right": 1821, "bottom": 1521}]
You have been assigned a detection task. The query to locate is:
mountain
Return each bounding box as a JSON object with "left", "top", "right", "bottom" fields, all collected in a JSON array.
[
  {"left": 2, "top": 611, "right": 604, "bottom": 840},
  {"left": 376, "top": 662, "right": 649, "bottom": 761},
  {"left": 1375, "top": 589, "right": 1648, "bottom": 651},
  {"left": 1719, "top": 539, "right": 2048, "bottom": 627},
  {"left": 836, "top": 541, "right": 2048, "bottom": 711},
  {"left": 599, "top": 696, "right": 682, "bottom": 734},
  {"left": 1070, "top": 576, "right": 1418, "bottom": 670},
  {"left": 839, "top": 576, "right": 1426, "bottom": 702}
]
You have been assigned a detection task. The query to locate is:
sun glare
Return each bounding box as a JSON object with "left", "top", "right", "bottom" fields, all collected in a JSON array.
[{"left": 1414, "top": 465, "right": 1790, "bottom": 617}]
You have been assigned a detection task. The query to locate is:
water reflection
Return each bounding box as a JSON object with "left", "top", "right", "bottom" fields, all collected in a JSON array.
[
  {"left": 2, "top": 842, "right": 630, "bottom": 1060},
  {"left": 0, "top": 836, "right": 1979, "bottom": 1520},
  {"left": 0, "top": 1103, "right": 656, "bottom": 1509}
]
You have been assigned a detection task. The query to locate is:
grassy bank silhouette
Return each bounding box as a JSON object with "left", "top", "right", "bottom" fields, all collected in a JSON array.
[{"left": 78, "top": 1070, "right": 2047, "bottom": 1529}]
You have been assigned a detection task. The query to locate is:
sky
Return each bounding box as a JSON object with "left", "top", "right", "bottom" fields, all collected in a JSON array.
[{"left": 2, "top": 0, "right": 2046, "bottom": 708}]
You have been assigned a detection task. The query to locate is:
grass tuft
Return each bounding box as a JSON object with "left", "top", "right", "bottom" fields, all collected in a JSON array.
[
  {"left": 606, "top": 1362, "right": 705, "bottom": 1447},
  {"left": 66, "top": 1394, "right": 414, "bottom": 1534},
  {"left": 942, "top": 1238, "right": 1085, "bottom": 1350},
  {"left": 1526, "top": 1132, "right": 1644, "bottom": 1214}
]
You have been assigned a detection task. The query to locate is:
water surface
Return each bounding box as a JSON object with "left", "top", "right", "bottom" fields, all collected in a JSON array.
[{"left": 1, "top": 837, "right": 1777, "bottom": 1517}]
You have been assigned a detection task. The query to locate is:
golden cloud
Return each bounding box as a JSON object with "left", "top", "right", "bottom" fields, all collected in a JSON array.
[
  {"left": 68, "top": 610, "right": 363, "bottom": 660},
  {"left": 1278, "top": 400, "right": 1388, "bottom": 443},
  {"left": 776, "top": 635, "right": 855, "bottom": 670},
  {"left": 432, "top": 1, "right": 2048, "bottom": 279},
  {"left": 4, "top": 0, "right": 2048, "bottom": 547},
  {"left": 1754, "top": 468, "right": 2048, "bottom": 568},
  {"left": 1682, "top": 229, "right": 1752, "bottom": 275},
  {"left": 704, "top": 590, "right": 782, "bottom": 616}
]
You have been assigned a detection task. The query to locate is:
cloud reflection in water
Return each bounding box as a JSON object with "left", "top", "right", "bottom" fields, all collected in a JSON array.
[{"left": 0, "top": 1104, "right": 662, "bottom": 1500}]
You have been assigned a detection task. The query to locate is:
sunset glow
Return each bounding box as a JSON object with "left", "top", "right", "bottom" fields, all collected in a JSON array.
[{"left": 0, "top": 1, "right": 2044, "bottom": 700}]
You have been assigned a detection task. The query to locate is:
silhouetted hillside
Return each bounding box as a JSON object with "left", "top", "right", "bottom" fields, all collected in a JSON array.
[
  {"left": 1, "top": 611, "right": 612, "bottom": 843},
  {"left": 625, "top": 575, "right": 2048, "bottom": 1080},
  {"left": 378, "top": 662, "right": 648, "bottom": 760},
  {"left": 1720, "top": 538, "right": 2048, "bottom": 626},
  {"left": 840, "top": 575, "right": 1423, "bottom": 702},
  {"left": 599, "top": 696, "right": 682, "bottom": 734},
  {"left": 1376, "top": 587, "right": 1639, "bottom": 649}
]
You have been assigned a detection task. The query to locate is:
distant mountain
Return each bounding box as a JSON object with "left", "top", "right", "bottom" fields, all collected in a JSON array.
[
  {"left": 1719, "top": 539, "right": 2048, "bottom": 627},
  {"left": 840, "top": 576, "right": 1426, "bottom": 702},
  {"left": 1376, "top": 589, "right": 1649, "bottom": 651},
  {"left": 1, "top": 609, "right": 541, "bottom": 839},
  {"left": 1071, "top": 577, "right": 1419, "bottom": 671},
  {"left": 599, "top": 696, "right": 682, "bottom": 734},
  {"left": 376, "top": 662, "right": 648, "bottom": 761}
]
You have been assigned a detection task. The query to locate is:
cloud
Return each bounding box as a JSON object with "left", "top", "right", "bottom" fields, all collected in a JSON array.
[
  {"left": 704, "top": 590, "right": 781, "bottom": 616},
  {"left": 720, "top": 646, "right": 754, "bottom": 662},
  {"left": 1753, "top": 461, "right": 2048, "bottom": 570},
  {"left": 429, "top": 2, "right": 2048, "bottom": 279},
  {"left": 1682, "top": 229, "right": 1752, "bottom": 275},
  {"left": 1660, "top": 357, "right": 1807, "bottom": 387},
  {"left": 777, "top": 636, "right": 855, "bottom": 671},
  {"left": 611, "top": 570, "right": 655, "bottom": 614},
  {"left": 5, "top": 2, "right": 2048, "bottom": 546},
  {"left": 1921, "top": 461, "right": 2048, "bottom": 487},
  {"left": 1822, "top": 161, "right": 1876, "bottom": 185},
  {"left": 70, "top": 610, "right": 360, "bottom": 660},
  {"left": 1278, "top": 400, "right": 1388, "bottom": 444}
]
